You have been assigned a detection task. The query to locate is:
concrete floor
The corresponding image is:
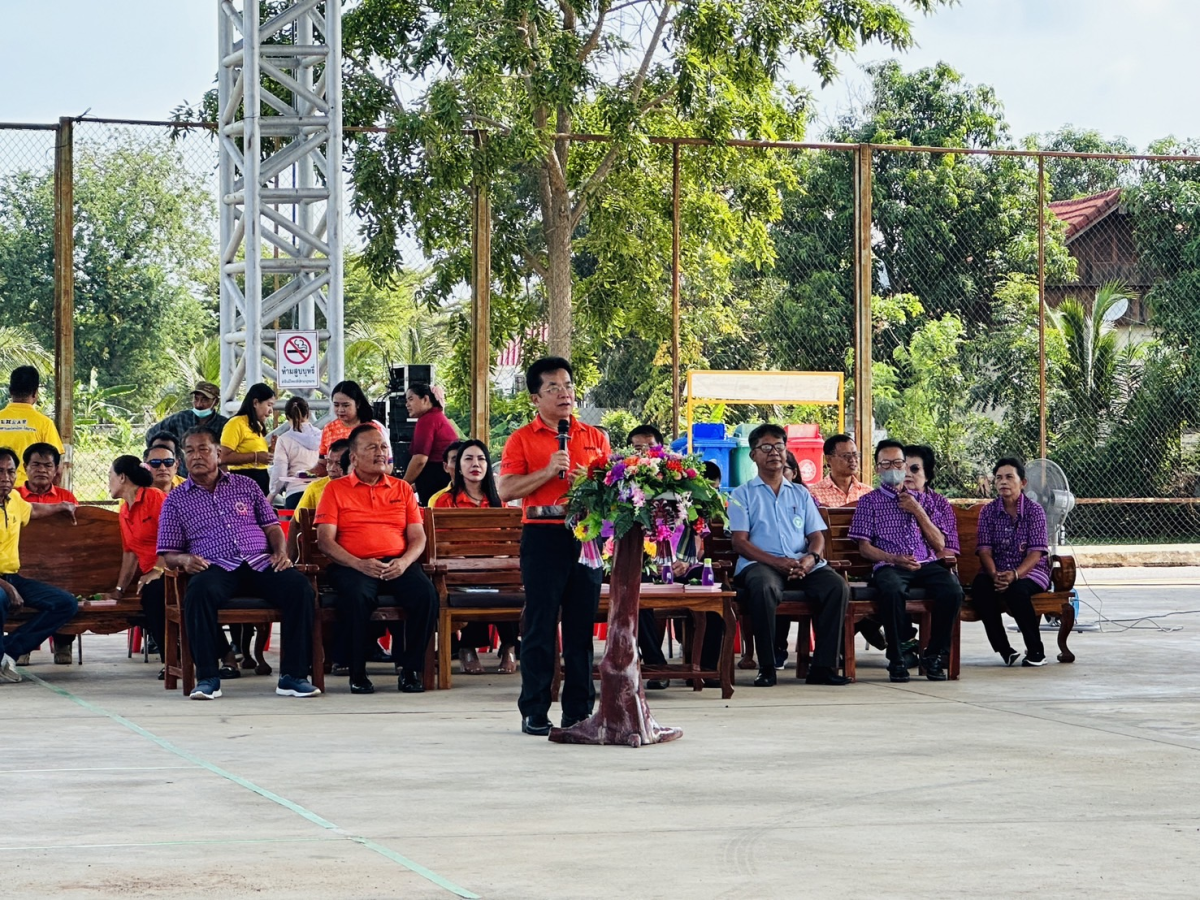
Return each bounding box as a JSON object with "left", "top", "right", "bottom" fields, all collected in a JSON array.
[{"left": 7, "top": 567, "right": 1200, "bottom": 899}]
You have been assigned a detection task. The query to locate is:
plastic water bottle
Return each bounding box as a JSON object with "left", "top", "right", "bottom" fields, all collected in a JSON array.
[
  {"left": 701, "top": 558, "right": 715, "bottom": 587},
  {"left": 660, "top": 563, "right": 675, "bottom": 585}
]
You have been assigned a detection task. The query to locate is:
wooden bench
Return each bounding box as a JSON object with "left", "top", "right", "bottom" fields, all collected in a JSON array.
[
  {"left": 3, "top": 505, "right": 144, "bottom": 663},
  {"left": 291, "top": 507, "right": 436, "bottom": 689},
  {"left": 424, "top": 507, "right": 525, "bottom": 690}
]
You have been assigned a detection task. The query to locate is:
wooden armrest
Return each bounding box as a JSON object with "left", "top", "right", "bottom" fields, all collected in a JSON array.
[
  {"left": 1051, "top": 554, "right": 1076, "bottom": 591},
  {"left": 937, "top": 554, "right": 958, "bottom": 570},
  {"left": 825, "top": 559, "right": 850, "bottom": 570},
  {"left": 294, "top": 563, "right": 318, "bottom": 576},
  {"left": 424, "top": 562, "right": 448, "bottom": 575}
]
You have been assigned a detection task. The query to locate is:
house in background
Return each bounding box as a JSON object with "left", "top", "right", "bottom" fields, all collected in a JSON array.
[{"left": 1047, "top": 188, "right": 1153, "bottom": 345}]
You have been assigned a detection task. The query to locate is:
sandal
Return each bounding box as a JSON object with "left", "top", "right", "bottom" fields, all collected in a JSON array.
[
  {"left": 497, "top": 645, "right": 518, "bottom": 675},
  {"left": 459, "top": 647, "right": 485, "bottom": 675},
  {"left": 218, "top": 665, "right": 241, "bottom": 679},
  {"left": 255, "top": 660, "right": 273, "bottom": 676}
]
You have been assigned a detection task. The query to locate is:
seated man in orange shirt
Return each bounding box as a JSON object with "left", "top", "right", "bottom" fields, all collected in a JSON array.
[
  {"left": 315, "top": 424, "right": 438, "bottom": 695},
  {"left": 16, "top": 441, "right": 78, "bottom": 664}
]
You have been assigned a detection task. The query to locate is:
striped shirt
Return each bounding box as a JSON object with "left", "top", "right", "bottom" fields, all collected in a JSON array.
[
  {"left": 157, "top": 471, "right": 280, "bottom": 572},
  {"left": 975, "top": 495, "right": 1052, "bottom": 590},
  {"left": 848, "top": 485, "right": 960, "bottom": 571}
]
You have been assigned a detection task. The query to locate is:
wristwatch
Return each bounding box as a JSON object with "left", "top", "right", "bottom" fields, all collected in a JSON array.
[{"left": 807, "top": 552, "right": 822, "bottom": 565}]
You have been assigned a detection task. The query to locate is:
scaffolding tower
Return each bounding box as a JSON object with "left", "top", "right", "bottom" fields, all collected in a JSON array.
[{"left": 217, "top": 0, "right": 343, "bottom": 413}]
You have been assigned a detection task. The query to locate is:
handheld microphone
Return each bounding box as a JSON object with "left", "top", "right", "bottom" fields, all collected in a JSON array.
[{"left": 557, "top": 419, "right": 570, "bottom": 479}]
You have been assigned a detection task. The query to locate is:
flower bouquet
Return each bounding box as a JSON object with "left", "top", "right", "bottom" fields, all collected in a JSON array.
[{"left": 566, "top": 446, "right": 725, "bottom": 571}]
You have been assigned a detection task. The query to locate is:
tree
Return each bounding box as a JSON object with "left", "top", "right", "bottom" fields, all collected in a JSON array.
[
  {"left": 343, "top": 0, "right": 951, "bottom": 357},
  {"left": 0, "top": 132, "right": 216, "bottom": 399},
  {"left": 1036, "top": 126, "right": 1137, "bottom": 202},
  {"left": 1052, "top": 281, "right": 1134, "bottom": 439}
]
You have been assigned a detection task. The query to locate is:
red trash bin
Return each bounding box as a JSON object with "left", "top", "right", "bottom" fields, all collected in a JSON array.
[{"left": 785, "top": 424, "right": 824, "bottom": 486}]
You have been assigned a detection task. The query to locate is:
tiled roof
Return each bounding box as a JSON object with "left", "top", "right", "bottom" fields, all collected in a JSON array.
[{"left": 1048, "top": 188, "right": 1122, "bottom": 240}]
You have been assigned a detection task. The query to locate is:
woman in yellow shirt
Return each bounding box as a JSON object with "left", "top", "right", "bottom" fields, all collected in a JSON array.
[{"left": 219, "top": 382, "right": 275, "bottom": 495}]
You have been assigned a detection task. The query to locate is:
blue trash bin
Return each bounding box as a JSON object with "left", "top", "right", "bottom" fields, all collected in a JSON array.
[{"left": 670, "top": 424, "right": 735, "bottom": 491}]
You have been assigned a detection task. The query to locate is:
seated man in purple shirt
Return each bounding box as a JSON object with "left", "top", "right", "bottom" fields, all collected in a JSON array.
[
  {"left": 971, "top": 457, "right": 1052, "bottom": 667},
  {"left": 157, "top": 427, "right": 319, "bottom": 700},
  {"left": 848, "top": 441, "right": 963, "bottom": 682}
]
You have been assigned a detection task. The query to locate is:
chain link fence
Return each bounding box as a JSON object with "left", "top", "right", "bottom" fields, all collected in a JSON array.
[{"left": 2, "top": 116, "right": 1199, "bottom": 541}]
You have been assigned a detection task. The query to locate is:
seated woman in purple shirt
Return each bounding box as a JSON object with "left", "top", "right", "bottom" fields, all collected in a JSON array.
[
  {"left": 971, "top": 457, "right": 1053, "bottom": 667},
  {"left": 847, "top": 441, "right": 963, "bottom": 683}
]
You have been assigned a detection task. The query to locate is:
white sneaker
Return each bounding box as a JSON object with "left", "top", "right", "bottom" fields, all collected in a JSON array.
[{"left": 0, "top": 654, "right": 22, "bottom": 683}]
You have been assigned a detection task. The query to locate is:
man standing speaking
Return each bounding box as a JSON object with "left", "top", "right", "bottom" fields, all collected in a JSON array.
[{"left": 499, "top": 357, "right": 609, "bottom": 736}]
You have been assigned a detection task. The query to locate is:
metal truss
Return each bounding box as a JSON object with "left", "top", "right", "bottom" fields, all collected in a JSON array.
[{"left": 217, "top": 0, "right": 343, "bottom": 411}]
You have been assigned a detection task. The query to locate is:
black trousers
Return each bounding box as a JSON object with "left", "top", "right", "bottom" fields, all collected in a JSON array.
[
  {"left": 327, "top": 561, "right": 438, "bottom": 678},
  {"left": 970, "top": 573, "right": 1045, "bottom": 656},
  {"left": 873, "top": 563, "right": 963, "bottom": 663},
  {"left": 413, "top": 466, "right": 450, "bottom": 507},
  {"left": 139, "top": 576, "right": 166, "bottom": 658},
  {"left": 736, "top": 563, "right": 849, "bottom": 674},
  {"left": 185, "top": 563, "right": 315, "bottom": 681},
  {"left": 518, "top": 524, "right": 601, "bottom": 721}
]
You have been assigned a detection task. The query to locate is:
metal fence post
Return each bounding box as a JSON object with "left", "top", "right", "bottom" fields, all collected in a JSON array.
[
  {"left": 1037, "top": 154, "right": 1048, "bottom": 459},
  {"left": 53, "top": 116, "right": 74, "bottom": 451},
  {"left": 470, "top": 131, "right": 492, "bottom": 441},
  {"left": 853, "top": 144, "right": 873, "bottom": 455}
]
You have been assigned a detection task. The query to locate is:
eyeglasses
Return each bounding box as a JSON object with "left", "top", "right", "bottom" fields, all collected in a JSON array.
[
  {"left": 754, "top": 443, "right": 788, "bottom": 455},
  {"left": 877, "top": 459, "right": 905, "bottom": 470},
  {"left": 147, "top": 458, "right": 176, "bottom": 468},
  {"left": 539, "top": 383, "right": 575, "bottom": 396},
  {"left": 830, "top": 452, "right": 858, "bottom": 462}
]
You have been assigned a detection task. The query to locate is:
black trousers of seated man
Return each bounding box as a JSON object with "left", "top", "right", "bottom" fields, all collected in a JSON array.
[
  {"left": 327, "top": 561, "right": 438, "bottom": 681},
  {"left": 969, "top": 573, "right": 1045, "bottom": 658},
  {"left": 872, "top": 562, "right": 964, "bottom": 665},
  {"left": 185, "top": 563, "right": 315, "bottom": 682},
  {"left": 735, "top": 563, "right": 849, "bottom": 677},
  {"left": 518, "top": 524, "right": 601, "bottom": 723}
]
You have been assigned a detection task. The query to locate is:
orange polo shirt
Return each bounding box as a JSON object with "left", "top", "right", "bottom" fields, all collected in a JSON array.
[
  {"left": 119, "top": 487, "right": 167, "bottom": 573},
  {"left": 433, "top": 490, "right": 494, "bottom": 509},
  {"left": 314, "top": 471, "right": 422, "bottom": 560},
  {"left": 500, "top": 415, "right": 610, "bottom": 524},
  {"left": 17, "top": 484, "right": 77, "bottom": 504}
]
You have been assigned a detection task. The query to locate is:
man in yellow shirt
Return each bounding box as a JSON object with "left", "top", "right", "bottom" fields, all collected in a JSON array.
[
  {"left": 0, "top": 367, "right": 63, "bottom": 487},
  {"left": 0, "top": 447, "right": 79, "bottom": 682}
]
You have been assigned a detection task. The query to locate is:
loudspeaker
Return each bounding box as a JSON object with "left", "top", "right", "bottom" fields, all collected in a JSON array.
[{"left": 387, "top": 364, "right": 435, "bottom": 394}]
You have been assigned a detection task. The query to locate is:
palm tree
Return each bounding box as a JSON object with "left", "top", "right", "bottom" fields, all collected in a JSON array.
[{"left": 1053, "top": 281, "right": 1135, "bottom": 437}]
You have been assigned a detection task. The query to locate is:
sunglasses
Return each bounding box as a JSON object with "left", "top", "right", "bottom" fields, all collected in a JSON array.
[{"left": 147, "top": 458, "right": 176, "bottom": 468}]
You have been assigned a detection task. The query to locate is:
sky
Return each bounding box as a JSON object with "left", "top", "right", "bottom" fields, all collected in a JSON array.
[{"left": 1, "top": 0, "right": 1197, "bottom": 151}]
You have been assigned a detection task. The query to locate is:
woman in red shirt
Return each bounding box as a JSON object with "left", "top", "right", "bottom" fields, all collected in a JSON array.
[
  {"left": 404, "top": 382, "right": 460, "bottom": 506},
  {"left": 433, "top": 440, "right": 518, "bottom": 674},
  {"left": 105, "top": 455, "right": 168, "bottom": 677}
]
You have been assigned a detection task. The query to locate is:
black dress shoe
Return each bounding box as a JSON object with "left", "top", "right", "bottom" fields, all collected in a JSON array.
[
  {"left": 753, "top": 669, "right": 777, "bottom": 687},
  {"left": 350, "top": 678, "right": 375, "bottom": 694},
  {"left": 922, "top": 656, "right": 948, "bottom": 681},
  {"left": 646, "top": 679, "right": 669, "bottom": 690},
  {"left": 805, "top": 666, "right": 851, "bottom": 686},
  {"left": 560, "top": 714, "right": 586, "bottom": 729},
  {"left": 521, "top": 714, "right": 552, "bottom": 736},
  {"left": 398, "top": 669, "right": 424, "bottom": 693},
  {"left": 888, "top": 663, "right": 910, "bottom": 683}
]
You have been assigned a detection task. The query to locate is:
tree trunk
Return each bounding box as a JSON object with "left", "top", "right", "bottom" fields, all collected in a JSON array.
[
  {"left": 549, "top": 525, "right": 683, "bottom": 747},
  {"left": 544, "top": 180, "right": 573, "bottom": 358}
]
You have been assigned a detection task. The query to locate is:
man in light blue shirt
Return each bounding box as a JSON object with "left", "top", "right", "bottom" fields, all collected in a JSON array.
[{"left": 728, "top": 424, "right": 850, "bottom": 687}]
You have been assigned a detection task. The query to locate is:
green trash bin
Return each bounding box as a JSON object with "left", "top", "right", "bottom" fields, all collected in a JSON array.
[{"left": 730, "top": 423, "right": 757, "bottom": 488}]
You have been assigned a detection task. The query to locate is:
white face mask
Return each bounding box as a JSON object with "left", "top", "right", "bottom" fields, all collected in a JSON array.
[
  {"left": 879, "top": 467, "right": 905, "bottom": 487},
  {"left": 193, "top": 406, "right": 214, "bottom": 418}
]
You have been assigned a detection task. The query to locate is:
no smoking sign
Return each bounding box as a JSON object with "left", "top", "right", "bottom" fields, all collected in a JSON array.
[{"left": 276, "top": 330, "right": 319, "bottom": 388}]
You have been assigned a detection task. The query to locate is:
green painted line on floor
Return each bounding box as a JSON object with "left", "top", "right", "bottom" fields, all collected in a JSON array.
[
  {"left": 23, "top": 672, "right": 480, "bottom": 900},
  {"left": 0, "top": 837, "right": 333, "bottom": 852}
]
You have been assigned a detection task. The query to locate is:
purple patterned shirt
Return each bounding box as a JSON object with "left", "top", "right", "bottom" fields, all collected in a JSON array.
[
  {"left": 848, "top": 485, "right": 960, "bottom": 571},
  {"left": 157, "top": 471, "right": 280, "bottom": 572},
  {"left": 975, "top": 494, "right": 1051, "bottom": 590}
]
